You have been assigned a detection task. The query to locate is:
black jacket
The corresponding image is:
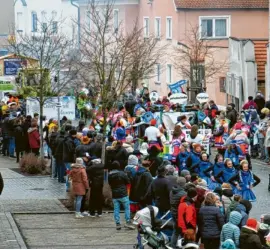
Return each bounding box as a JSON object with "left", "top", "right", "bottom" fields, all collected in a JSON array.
[
  {"left": 14, "top": 125, "right": 27, "bottom": 152},
  {"left": 86, "top": 162, "right": 104, "bottom": 188},
  {"left": 198, "top": 205, "right": 225, "bottom": 239},
  {"left": 75, "top": 143, "right": 92, "bottom": 158},
  {"left": 145, "top": 156, "right": 163, "bottom": 177},
  {"left": 239, "top": 227, "right": 263, "bottom": 249},
  {"left": 146, "top": 176, "right": 171, "bottom": 212},
  {"left": 112, "top": 147, "right": 128, "bottom": 170},
  {"left": 129, "top": 168, "right": 153, "bottom": 205},
  {"left": 108, "top": 170, "right": 130, "bottom": 199},
  {"left": 226, "top": 109, "right": 237, "bottom": 128},
  {"left": 48, "top": 132, "right": 58, "bottom": 156},
  {"left": 63, "top": 135, "right": 76, "bottom": 163},
  {"left": 91, "top": 142, "right": 102, "bottom": 158},
  {"left": 54, "top": 134, "right": 65, "bottom": 161},
  {"left": 170, "top": 186, "right": 186, "bottom": 220},
  {"left": 258, "top": 224, "right": 270, "bottom": 247}
]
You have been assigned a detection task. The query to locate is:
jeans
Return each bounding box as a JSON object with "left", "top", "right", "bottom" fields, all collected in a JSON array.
[
  {"left": 113, "top": 196, "right": 130, "bottom": 225},
  {"left": 171, "top": 216, "right": 182, "bottom": 248},
  {"left": 56, "top": 160, "right": 65, "bottom": 182},
  {"left": 74, "top": 195, "right": 83, "bottom": 212},
  {"left": 65, "top": 162, "right": 71, "bottom": 191},
  {"left": 9, "top": 137, "right": 15, "bottom": 157},
  {"left": 51, "top": 157, "right": 57, "bottom": 178}
]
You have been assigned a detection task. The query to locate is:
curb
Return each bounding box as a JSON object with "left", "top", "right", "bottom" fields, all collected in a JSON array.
[{"left": 5, "top": 212, "right": 27, "bottom": 249}]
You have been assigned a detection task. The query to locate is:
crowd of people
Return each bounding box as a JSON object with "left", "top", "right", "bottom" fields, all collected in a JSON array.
[{"left": 0, "top": 88, "right": 270, "bottom": 249}]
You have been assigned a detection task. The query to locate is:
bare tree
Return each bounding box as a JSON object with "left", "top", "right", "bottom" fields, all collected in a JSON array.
[
  {"left": 79, "top": 0, "right": 166, "bottom": 161},
  {"left": 174, "top": 25, "right": 228, "bottom": 100},
  {"left": 9, "top": 18, "right": 81, "bottom": 157}
]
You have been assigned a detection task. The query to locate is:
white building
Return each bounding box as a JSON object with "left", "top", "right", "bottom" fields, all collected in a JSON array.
[{"left": 14, "top": 0, "right": 78, "bottom": 40}]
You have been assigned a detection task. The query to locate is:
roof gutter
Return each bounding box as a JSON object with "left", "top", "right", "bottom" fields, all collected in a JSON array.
[{"left": 70, "top": 0, "right": 81, "bottom": 49}]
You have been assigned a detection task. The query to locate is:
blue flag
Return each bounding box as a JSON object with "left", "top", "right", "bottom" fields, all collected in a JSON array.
[{"left": 168, "top": 80, "right": 187, "bottom": 94}]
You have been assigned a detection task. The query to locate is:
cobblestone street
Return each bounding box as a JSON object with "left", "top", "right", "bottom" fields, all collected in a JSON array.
[{"left": 0, "top": 156, "right": 269, "bottom": 248}]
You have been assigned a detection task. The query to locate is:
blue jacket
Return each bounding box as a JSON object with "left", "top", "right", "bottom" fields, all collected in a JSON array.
[
  {"left": 176, "top": 152, "right": 190, "bottom": 172},
  {"left": 198, "top": 160, "right": 212, "bottom": 178},
  {"left": 187, "top": 151, "right": 201, "bottom": 173},
  {"left": 198, "top": 205, "right": 225, "bottom": 239},
  {"left": 235, "top": 203, "right": 249, "bottom": 228},
  {"left": 222, "top": 166, "right": 238, "bottom": 183},
  {"left": 224, "top": 146, "right": 243, "bottom": 166}
]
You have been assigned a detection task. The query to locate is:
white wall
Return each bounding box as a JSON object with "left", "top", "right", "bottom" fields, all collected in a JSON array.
[{"left": 14, "top": 0, "right": 77, "bottom": 40}]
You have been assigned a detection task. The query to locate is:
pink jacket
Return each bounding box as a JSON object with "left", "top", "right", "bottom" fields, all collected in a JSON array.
[{"left": 70, "top": 165, "right": 89, "bottom": 196}]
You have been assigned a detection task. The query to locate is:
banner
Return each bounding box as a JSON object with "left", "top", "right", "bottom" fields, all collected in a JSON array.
[
  {"left": 162, "top": 112, "right": 194, "bottom": 130},
  {"left": 168, "top": 80, "right": 187, "bottom": 94},
  {"left": 196, "top": 92, "right": 209, "bottom": 104},
  {"left": 26, "top": 96, "right": 76, "bottom": 120},
  {"left": 169, "top": 93, "right": 188, "bottom": 105}
]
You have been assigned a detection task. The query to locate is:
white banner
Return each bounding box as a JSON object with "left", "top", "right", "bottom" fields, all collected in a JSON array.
[
  {"left": 161, "top": 112, "right": 194, "bottom": 130},
  {"left": 26, "top": 96, "right": 76, "bottom": 120}
]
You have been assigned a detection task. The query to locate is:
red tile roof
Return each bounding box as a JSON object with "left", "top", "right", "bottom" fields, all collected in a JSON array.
[{"left": 175, "top": 0, "right": 269, "bottom": 9}]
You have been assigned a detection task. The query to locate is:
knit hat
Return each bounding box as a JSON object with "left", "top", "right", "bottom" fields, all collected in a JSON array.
[
  {"left": 176, "top": 177, "right": 186, "bottom": 188},
  {"left": 229, "top": 211, "right": 242, "bottom": 226},
  {"left": 181, "top": 169, "right": 191, "bottom": 178},
  {"left": 246, "top": 218, "right": 258, "bottom": 231},
  {"left": 140, "top": 142, "right": 149, "bottom": 156},
  {"left": 126, "top": 135, "right": 133, "bottom": 144},
  {"left": 187, "top": 188, "right": 197, "bottom": 199},
  {"left": 128, "top": 155, "right": 138, "bottom": 166},
  {"left": 263, "top": 214, "right": 270, "bottom": 225},
  {"left": 221, "top": 239, "right": 236, "bottom": 249},
  {"left": 150, "top": 119, "right": 157, "bottom": 126},
  {"left": 111, "top": 161, "right": 120, "bottom": 170},
  {"left": 76, "top": 158, "right": 84, "bottom": 165},
  {"left": 69, "top": 129, "right": 77, "bottom": 136}
]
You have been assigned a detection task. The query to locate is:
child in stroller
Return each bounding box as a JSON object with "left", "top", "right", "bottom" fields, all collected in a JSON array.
[{"left": 133, "top": 206, "right": 174, "bottom": 249}]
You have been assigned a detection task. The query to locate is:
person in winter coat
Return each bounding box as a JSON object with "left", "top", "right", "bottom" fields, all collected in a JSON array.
[
  {"left": 145, "top": 165, "right": 171, "bottom": 216},
  {"left": 111, "top": 141, "right": 128, "bottom": 170},
  {"left": 198, "top": 192, "right": 225, "bottom": 249},
  {"left": 239, "top": 218, "right": 263, "bottom": 249},
  {"left": 108, "top": 161, "right": 134, "bottom": 230},
  {"left": 63, "top": 129, "right": 77, "bottom": 192},
  {"left": 258, "top": 214, "right": 270, "bottom": 247},
  {"left": 224, "top": 142, "right": 243, "bottom": 169},
  {"left": 122, "top": 135, "right": 134, "bottom": 154},
  {"left": 221, "top": 183, "right": 234, "bottom": 213},
  {"left": 234, "top": 199, "right": 252, "bottom": 228},
  {"left": 27, "top": 121, "right": 40, "bottom": 156},
  {"left": 48, "top": 126, "right": 59, "bottom": 178},
  {"left": 225, "top": 195, "right": 242, "bottom": 222},
  {"left": 221, "top": 211, "right": 242, "bottom": 247},
  {"left": 86, "top": 158, "right": 104, "bottom": 217},
  {"left": 54, "top": 131, "right": 66, "bottom": 183},
  {"left": 208, "top": 100, "right": 219, "bottom": 121},
  {"left": 170, "top": 177, "right": 187, "bottom": 248},
  {"left": 242, "top": 96, "right": 258, "bottom": 110},
  {"left": 14, "top": 118, "right": 27, "bottom": 162},
  {"left": 178, "top": 188, "right": 197, "bottom": 234},
  {"left": 254, "top": 92, "right": 265, "bottom": 114},
  {"left": 144, "top": 145, "right": 163, "bottom": 177},
  {"left": 186, "top": 143, "right": 202, "bottom": 174},
  {"left": 176, "top": 143, "right": 190, "bottom": 174},
  {"left": 115, "top": 120, "right": 126, "bottom": 141},
  {"left": 226, "top": 105, "right": 237, "bottom": 128},
  {"left": 75, "top": 133, "right": 93, "bottom": 158},
  {"left": 69, "top": 158, "right": 89, "bottom": 218}
]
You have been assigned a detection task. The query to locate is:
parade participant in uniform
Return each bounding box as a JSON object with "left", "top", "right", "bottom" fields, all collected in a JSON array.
[
  {"left": 224, "top": 141, "right": 243, "bottom": 170},
  {"left": 229, "top": 160, "right": 260, "bottom": 202},
  {"left": 171, "top": 125, "right": 184, "bottom": 163},
  {"left": 176, "top": 142, "right": 190, "bottom": 174},
  {"left": 219, "top": 159, "right": 238, "bottom": 192},
  {"left": 186, "top": 143, "right": 202, "bottom": 174}
]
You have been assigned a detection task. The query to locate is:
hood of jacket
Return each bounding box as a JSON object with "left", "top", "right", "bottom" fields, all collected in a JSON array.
[
  {"left": 222, "top": 188, "right": 234, "bottom": 198},
  {"left": 229, "top": 211, "right": 242, "bottom": 225},
  {"left": 236, "top": 203, "right": 247, "bottom": 213},
  {"left": 259, "top": 223, "right": 270, "bottom": 231},
  {"left": 171, "top": 185, "right": 186, "bottom": 195},
  {"left": 28, "top": 127, "right": 37, "bottom": 133},
  {"left": 71, "top": 163, "right": 84, "bottom": 168}
]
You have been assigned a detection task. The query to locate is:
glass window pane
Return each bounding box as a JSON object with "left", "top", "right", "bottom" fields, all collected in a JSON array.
[
  {"left": 201, "top": 19, "right": 213, "bottom": 37},
  {"left": 215, "top": 19, "right": 226, "bottom": 37}
]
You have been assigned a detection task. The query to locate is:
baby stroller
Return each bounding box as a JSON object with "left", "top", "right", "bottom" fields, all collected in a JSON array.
[{"left": 133, "top": 206, "right": 174, "bottom": 249}]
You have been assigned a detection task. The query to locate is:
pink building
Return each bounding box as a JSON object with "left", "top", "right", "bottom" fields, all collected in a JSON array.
[{"left": 78, "top": 0, "right": 269, "bottom": 104}]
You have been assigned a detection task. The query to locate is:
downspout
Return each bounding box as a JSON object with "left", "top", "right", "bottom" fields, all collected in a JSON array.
[{"left": 70, "top": 0, "right": 80, "bottom": 49}]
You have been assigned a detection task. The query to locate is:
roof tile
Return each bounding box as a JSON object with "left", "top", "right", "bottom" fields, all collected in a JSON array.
[{"left": 175, "top": 0, "right": 268, "bottom": 9}]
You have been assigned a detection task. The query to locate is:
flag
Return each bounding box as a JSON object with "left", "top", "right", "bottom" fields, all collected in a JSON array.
[{"left": 168, "top": 80, "right": 187, "bottom": 94}]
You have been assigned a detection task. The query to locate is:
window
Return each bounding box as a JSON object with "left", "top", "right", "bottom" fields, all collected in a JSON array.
[
  {"left": 17, "top": 12, "right": 23, "bottom": 32},
  {"left": 143, "top": 17, "right": 149, "bottom": 38},
  {"left": 166, "top": 64, "right": 172, "bottom": 83},
  {"left": 86, "top": 10, "right": 91, "bottom": 30},
  {"left": 31, "top": 12, "right": 37, "bottom": 32},
  {"left": 52, "top": 21, "right": 58, "bottom": 34},
  {"left": 41, "top": 11, "right": 47, "bottom": 32},
  {"left": 200, "top": 16, "right": 230, "bottom": 39},
  {"left": 219, "top": 77, "right": 226, "bottom": 93},
  {"left": 156, "top": 64, "right": 161, "bottom": 82},
  {"left": 166, "top": 17, "right": 172, "bottom": 39},
  {"left": 155, "top": 17, "right": 161, "bottom": 38},
  {"left": 113, "top": 9, "right": 119, "bottom": 32}
]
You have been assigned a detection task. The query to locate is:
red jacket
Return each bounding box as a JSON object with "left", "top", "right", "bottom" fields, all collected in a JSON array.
[
  {"left": 243, "top": 101, "right": 257, "bottom": 110},
  {"left": 28, "top": 128, "right": 40, "bottom": 149},
  {"left": 178, "top": 196, "right": 197, "bottom": 233}
]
